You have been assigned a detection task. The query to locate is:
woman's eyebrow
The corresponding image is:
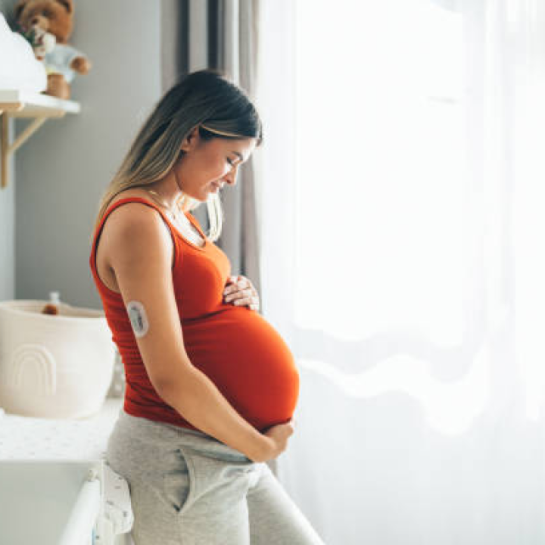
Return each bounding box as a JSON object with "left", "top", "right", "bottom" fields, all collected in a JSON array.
[{"left": 232, "top": 151, "right": 245, "bottom": 163}]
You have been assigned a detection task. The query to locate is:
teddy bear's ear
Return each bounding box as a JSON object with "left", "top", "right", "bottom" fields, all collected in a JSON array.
[
  {"left": 56, "top": 0, "right": 73, "bottom": 14},
  {"left": 14, "top": 0, "right": 30, "bottom": 22}
]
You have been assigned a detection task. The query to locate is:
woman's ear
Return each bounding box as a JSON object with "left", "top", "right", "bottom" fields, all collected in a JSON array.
[{"left": 180, "top": 125, "right": 200, "bottom": 152}]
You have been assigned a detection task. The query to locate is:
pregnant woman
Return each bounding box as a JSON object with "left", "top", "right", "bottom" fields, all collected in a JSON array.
[{"left": 89, "top": 70, "right": 325, "bottom": 544}]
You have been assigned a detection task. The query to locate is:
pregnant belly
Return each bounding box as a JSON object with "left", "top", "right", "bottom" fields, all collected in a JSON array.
[{"left": 182, "top": 306, "right": 300, "bottom": 431}]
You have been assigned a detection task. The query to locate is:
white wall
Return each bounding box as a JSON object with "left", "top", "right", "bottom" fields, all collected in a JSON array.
[
  {"left": 0, "top": 2, "right": 17, "bottom": 301},
  {"left": 3, "top": 0, "right": 162, "bottom": 308},
  {"left": 0, "top": 119, "right": 15, "bottom": 301}
]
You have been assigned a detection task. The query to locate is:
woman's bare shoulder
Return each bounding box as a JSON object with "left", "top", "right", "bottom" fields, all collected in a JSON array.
[
  {"left": 100, "top": 190, "right": 169, "bottom": 247},
  {"left": 109, "top": 188, "right": 153, "bottom": 206},
  {"left": 95, "top": 189, "right": 171, "bottom": 291},
  {"left": 99, "top": 190, "right": 173, "bottom": 271},
  {"left": 105, "top": 189, "right": 166, "bottom": 232}
]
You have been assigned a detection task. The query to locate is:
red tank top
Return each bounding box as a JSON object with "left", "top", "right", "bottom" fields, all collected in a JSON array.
[{"left": 89, "top": 197, "right": 299, "bottom": 433}]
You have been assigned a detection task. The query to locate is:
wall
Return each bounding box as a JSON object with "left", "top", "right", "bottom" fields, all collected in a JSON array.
[
  {"left": 2, "top": 0, "right": 162, "bottom": 309},
  {"left": 0, "top": 1, "right": 16, "bottom": 301},
  {"left": 0, "top": 119, "right": 15, "bottom": 301}
]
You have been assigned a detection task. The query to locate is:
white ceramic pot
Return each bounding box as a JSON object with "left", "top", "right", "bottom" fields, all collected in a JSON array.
[{"left": 0, "top": 300, "right": 115, "bottom": 418}]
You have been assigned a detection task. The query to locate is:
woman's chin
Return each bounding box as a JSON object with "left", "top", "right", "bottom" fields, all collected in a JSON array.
[
  {"left": 186, "top": 190, "right": 208, "bottom": 202},
  {"left": 185, "top": 186, "right": 218, "bottom": 202}
]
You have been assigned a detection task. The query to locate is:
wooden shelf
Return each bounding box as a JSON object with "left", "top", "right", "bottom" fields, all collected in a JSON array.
[{"left": 0, "top": 89, "right": 81, "bottom": 189}]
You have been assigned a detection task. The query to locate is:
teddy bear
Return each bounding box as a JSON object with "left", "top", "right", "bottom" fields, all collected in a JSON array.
[{"left": 14, "top": 0, "right": 91, "bottom": 100}]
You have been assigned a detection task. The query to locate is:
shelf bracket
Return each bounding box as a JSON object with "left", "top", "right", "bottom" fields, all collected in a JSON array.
[
  {"left": 11, "top": 117, "right": 48, "bottom": 154},
  {"left": 1, "top": 106, "right": 65, "bottom": 190}
]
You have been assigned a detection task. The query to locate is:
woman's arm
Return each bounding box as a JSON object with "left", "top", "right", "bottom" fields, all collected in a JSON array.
[
  {"left": 105, "top": 203, "right": 274, "bottom": 462},
  {"left": 159, "top": 366, "right": 272, "bottom": 462}
]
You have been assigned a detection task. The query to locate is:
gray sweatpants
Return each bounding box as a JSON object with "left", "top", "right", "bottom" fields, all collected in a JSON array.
[{"left": 106, "top": 410, "right": 326, "bottom": 545}]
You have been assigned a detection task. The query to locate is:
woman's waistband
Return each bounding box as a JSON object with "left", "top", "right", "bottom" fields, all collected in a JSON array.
[{"left": 115, "top": 408, "right": 252, "bottom": 463}]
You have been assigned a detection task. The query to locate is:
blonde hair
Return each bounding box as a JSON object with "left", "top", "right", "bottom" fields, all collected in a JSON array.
[{"left": 91, "top": 69, "right": 263, "bottom": 243}]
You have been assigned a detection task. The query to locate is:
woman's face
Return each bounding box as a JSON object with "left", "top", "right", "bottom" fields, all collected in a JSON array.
[{"left": 175, "top": 127, "right": 257, "bottom": 201}]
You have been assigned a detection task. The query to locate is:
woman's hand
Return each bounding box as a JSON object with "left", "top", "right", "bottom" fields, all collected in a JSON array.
[
  {"left": 223, "top": 275, "right": 260, "bottom": 311},
  {"left": 259, "top": 419, "right": 296, "bottom": 461}
]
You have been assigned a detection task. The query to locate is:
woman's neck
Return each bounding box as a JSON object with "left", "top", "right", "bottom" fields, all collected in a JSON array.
[{"left": 148, "top": 170, "right": 185, "bottom": 211}]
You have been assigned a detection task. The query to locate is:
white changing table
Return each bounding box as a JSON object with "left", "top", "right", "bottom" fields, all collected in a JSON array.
[{"left": 0, "top": 398, "right": 133, "bottom": 545}]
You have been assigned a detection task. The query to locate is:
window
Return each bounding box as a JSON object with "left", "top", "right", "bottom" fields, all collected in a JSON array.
[{"left": 294, "top": 0, "right": 471, "bottom": 346}]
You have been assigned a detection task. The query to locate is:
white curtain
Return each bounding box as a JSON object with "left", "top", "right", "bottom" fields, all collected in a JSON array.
[{"left": 257, "top": 0, "right": 545, "bottom": 543}]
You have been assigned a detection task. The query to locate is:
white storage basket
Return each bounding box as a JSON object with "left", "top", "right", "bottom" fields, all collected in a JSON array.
[{"left": 0, "top": 300, "right": 115, "bottom": 418}]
